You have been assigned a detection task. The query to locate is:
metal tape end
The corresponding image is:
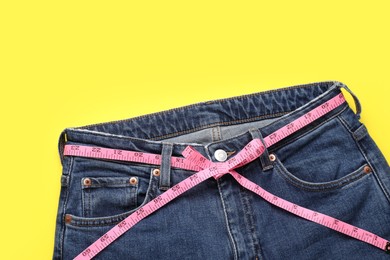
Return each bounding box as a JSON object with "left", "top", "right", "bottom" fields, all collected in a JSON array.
[{"left": 385, "top": 242, "right": 390, "bottom": 254}]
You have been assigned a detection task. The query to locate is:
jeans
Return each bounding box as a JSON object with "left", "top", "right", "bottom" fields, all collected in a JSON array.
[{"left": 53, "top": 81, "right": 390, "bottom": 259}]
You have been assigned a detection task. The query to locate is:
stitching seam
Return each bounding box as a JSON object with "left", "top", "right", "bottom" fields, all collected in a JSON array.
[{"left": 217, "top": 180, "right": 239, "bottom": 260}]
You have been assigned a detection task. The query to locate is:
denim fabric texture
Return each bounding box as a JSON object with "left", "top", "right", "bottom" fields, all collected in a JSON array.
[{"left": 53, "top": 81, "right": 390, "bottom": 259}]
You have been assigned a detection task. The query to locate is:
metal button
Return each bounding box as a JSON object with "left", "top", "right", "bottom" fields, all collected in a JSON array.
[
  {"left": 83, "top": 178, "right": 92, "bottom": 186},
  {"left": 65, "top": 214, "right": 72, "bottom": 224},
  {"left": 269, "top": 154, "right": 276, "bottom": 162},
  {"left": 153, "top": 168, "right": 161, "bottom": 176},
  {"left": 364, "top": 165, "right": 372, "bottom": 174},
  {"left": 129, "top": 177, "right": 138, "bottom": 185},
  {"left": 214, "top": 149, "right": 228, "bottom": 162}
]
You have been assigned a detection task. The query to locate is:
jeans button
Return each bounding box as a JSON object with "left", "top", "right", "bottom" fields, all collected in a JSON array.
[{"left": 214, "top": 149, "right": 228, "bottom": 162}]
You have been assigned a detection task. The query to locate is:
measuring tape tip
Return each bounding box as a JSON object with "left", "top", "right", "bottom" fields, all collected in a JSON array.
[{"left": 385, "top": 242, "right": 390, "bottom": 254}]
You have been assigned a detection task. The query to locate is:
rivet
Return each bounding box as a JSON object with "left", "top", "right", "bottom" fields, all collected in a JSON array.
[
  {"left": 364, "top": 166, "right": 372, "bottom": 174},
  {"left": 129, "top": 177, "right": 138, "bottom": 185},
  {"left": 83, "top": 178, "right": 92, "bottom": 186},
  {"left": 269, "top": 154, "right": 276, "bottom": 162},
  {"left": 65, "top": 214, "right": 72, "bottom": 224},
  {"left": 153, "top": 168, "right": 161, "bottom": 176}
]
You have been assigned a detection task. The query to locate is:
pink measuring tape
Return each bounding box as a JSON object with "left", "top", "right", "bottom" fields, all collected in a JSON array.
[{"left": 64, "top": 93, "right": 390, "bottom": 259}]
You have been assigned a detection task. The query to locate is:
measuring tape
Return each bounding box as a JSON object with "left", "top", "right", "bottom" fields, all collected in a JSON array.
[{"left": 64, "top": 93, "right": 390, "bottom": 259}]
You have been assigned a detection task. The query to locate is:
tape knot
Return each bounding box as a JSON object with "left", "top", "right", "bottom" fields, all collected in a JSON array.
[{"left": 182, "top": 139, "right": 265, "bottom": 180}]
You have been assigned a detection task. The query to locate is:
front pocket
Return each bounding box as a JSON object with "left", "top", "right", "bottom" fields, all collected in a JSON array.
[
  {"left": 81, "top": 176, "right": 139, "bottom": 218},
  {"left": 271, "top": 115, "right": 371, "bottom": 191},
  {"left": 274, "top": 159, "right": 371, "bottom": 191},
  {"left": 65, "top": 156, "right": 159, "bottom": 224}
]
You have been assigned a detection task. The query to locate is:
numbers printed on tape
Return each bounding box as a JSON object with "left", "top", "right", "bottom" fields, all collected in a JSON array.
[{"left": 63, "top": 93, "right": 390, "bottom": 259}]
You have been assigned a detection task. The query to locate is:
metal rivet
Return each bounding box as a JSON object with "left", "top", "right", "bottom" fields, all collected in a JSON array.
[
  {"left": 269, "top": 154, "right": 276, "bottom": 162},
  {"left": 83, "top": 178, "right": 91, "bottom": 186},
  {"left": 65, "top": 214, "right": 72, "bottom": 224},
  {"left": 129, "top": 177, "right": 138, "bottom": 185},
  {"left": 364, "top": 166, "right": 372, "bottom": 174},
  {"left": 153, "top": 169, "right": 161, "bottom": 176}
]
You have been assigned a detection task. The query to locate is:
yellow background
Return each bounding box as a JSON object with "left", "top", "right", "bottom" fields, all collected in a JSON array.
[{"left": 1, "top": 1, "right": 389, "bottom": 259}]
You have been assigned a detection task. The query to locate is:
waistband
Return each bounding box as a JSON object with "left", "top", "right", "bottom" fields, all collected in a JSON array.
[{"left": 58, "top": 81, "right": 358, "bottom": 167}]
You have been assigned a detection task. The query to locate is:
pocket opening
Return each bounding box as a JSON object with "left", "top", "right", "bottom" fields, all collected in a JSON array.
[{"left": 274, "top": 158, "right": 371, "bottom": 192}]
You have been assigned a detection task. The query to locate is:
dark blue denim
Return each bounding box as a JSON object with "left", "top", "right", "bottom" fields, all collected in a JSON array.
[{"left": 53, "top": 81, "right": 390, "bottom": 259}]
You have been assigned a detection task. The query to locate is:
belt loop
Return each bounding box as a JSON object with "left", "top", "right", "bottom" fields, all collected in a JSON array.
[
  {"left": 334, "top": 81, "right": 362, "bottom": 119},
  {"left": 159, "top": 142, "right": 173, "bottom": 191},
  {"left": 58, "top": 130, "right": 67, "bottom": 166},
  {"left": 249, "top": 128, "right": 273, "bottom": 171}
]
